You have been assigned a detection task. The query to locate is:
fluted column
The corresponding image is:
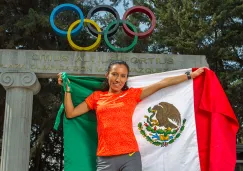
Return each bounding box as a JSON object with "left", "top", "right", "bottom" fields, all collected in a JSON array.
[{"left": 0, "top": 72, "right": 41, "bottom": 171}]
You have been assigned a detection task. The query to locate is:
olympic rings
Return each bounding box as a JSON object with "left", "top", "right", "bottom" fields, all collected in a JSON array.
[
  {"left": 122, "top": 6, "right": 156, "bottom": 39},
  {"left": 104, "top": 20, "right": 138, "bottom": 52},
  {"left": 50, "top": 4, "right": 156, "bottom": 52},
  {"left": 87, "top": 5, "right": 120, "bottom": 37},
  {"left": 67, "top": 19, "right": 101, "bottom": 51},
  {"left": 50, "top": 3, "right": 84, "bottom": 37}
]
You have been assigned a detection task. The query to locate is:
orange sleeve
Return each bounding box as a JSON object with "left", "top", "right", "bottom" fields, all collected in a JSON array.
[
  {"left": 85, "top": 91, "right": 98, "bottom": 110},
  {"left": 130, "top": 87, "right": 143, "bottom": 102}
]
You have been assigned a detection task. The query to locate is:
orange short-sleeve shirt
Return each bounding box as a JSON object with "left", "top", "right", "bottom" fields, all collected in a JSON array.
[{"left": 85, "top": 87, "right": 142, "bottom": 156}]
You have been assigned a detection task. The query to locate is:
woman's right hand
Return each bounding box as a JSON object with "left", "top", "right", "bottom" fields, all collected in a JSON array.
[
  {"left": 57, "top": 73, "right": 63, "bottom": 86},
  {"left": 57, "top": 73, "right": 71, "bottom": 91}
]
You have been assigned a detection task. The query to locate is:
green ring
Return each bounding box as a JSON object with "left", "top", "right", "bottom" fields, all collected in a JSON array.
[{"left": 104, "top": 20, "right": 138, "bottom": 52}]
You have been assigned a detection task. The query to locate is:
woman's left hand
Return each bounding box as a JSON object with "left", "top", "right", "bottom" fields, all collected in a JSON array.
[{"left": 191, "top": 67, "right": 209, "bottom": 79}]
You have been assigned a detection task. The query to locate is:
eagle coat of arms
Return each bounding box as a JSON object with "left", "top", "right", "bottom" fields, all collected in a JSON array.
[{"left": 138, "top": 102, "right": 186, "bottom": 147}]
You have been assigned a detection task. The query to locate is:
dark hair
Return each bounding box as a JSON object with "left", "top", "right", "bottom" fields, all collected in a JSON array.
[{"left": 102, "top": 60, "right": 130, "bottom": 91}]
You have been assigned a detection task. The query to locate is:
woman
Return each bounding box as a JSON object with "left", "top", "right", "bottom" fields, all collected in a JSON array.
[{"left": 57, "top": 60, "right": 205, "bottom": 171}]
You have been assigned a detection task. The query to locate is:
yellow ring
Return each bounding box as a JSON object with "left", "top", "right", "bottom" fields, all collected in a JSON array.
[{"left": 67, "top": 19, "right": 101, "bottom": 51}]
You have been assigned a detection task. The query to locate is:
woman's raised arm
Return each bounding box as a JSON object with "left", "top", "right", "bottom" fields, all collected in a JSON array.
[
  {"left": 140, "top": 67, "right": 205, "bottom": 100},
  {"left": 58, "top": 73, "right": 91, "bottom": 118}
]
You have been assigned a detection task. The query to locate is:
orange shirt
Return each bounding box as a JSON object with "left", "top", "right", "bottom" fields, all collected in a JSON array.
[{"left": 85, "top": 88, "right": 142, "bottom": 156}]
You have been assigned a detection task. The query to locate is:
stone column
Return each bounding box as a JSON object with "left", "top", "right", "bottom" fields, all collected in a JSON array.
[{"left": 0, "top": 72, "right": 41, "bottom": 171}]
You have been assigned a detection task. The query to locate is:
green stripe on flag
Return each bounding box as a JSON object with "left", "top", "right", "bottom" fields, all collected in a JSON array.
[{"left": 54, "top": 75, "right": 105, "bottom": 171}]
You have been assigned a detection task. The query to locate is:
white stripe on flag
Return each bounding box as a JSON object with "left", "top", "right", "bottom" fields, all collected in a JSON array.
[{"left": 128, "top": 69, "right": 201, "bottom": 171}]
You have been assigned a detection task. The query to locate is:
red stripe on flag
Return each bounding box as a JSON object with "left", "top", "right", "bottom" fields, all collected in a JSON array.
[{"left": 193, "top": 68, "right": 239, "bottom": 171}]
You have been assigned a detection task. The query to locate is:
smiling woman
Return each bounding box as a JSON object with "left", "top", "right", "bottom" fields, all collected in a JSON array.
[{"left": 57, "top": 60, "right": 205, "bottom": 171}]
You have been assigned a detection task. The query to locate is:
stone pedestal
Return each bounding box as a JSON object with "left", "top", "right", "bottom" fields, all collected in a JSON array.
[{"left": 0, "top": 72, "right": 40, "bottom": 171}]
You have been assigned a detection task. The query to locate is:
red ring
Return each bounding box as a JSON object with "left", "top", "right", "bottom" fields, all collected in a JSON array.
[{"left": 122, "top": 6, "right": 156, "bottom": 39}]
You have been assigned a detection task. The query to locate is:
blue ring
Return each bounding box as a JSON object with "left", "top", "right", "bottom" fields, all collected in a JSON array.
[{"left": 50, "top": 3, "right": 84, "bottom": 37}]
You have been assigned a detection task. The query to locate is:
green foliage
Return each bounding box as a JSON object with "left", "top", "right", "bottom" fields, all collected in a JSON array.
[
  {"left": 169, "top": 139, "right": 174, "bottom": 144},
  {"left": 0, "top": 0, "right": 93, "bottom": 50},
  {"left": 180, "top": 125, "right": 185, "bottom": 131},
  {"left": 146, "top": 125, "right": 156, "bottom": 133},
  {"left": 156, "top": 129, "right": 165, "bottom": 134},
  {"left": 152, "top": 141, "right": 161, "bottom": 146},
  {"left": 176, "top": 133, "right": 181, "bottom": 138},
  {"left": 148, "top": 107, "right": 152, "bottom": 112},
  {"left": 140, "top": 130, "right": 146, "bottom": 136},
  {"left": 146, "top": 136, "right": 153, "bottom": 142}
]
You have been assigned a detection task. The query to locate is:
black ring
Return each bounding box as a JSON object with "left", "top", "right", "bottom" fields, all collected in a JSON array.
[{"left": 87, "top": 5, "right": 120, "bottom": 37}]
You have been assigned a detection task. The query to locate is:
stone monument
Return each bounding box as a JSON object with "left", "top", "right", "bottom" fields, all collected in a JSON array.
[{"left": 0, "top": 49, "right": 208, "bottom": 171}]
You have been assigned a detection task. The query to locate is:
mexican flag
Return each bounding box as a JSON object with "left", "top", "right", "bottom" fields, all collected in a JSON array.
[{"left": 54, "top": 68, "right": 239, "bottom": 171}]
